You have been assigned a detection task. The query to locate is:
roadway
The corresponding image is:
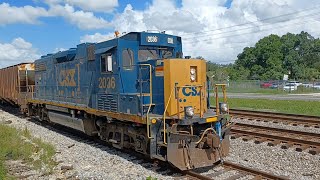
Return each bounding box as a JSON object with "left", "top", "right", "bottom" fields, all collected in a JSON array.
[{"left": 211, "top": 93, "right": 320, "bottom": 101}]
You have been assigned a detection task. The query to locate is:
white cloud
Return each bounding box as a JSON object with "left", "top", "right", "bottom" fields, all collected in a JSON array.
[
  {"left": 112, "top": 1, "right": 203, "bottom": 33},
  {"left": 49, "top": 4, "right": 111, "bottom": 29},
  {"left": 109, "top": 0, "right": 320, "bottom": 63},
  {"left": 80, "top": 32, "right": 115, "bottom": 43},
  {"left": 4, "top": 0, "right": 320, "bottom": 64},
  {"left": 53, "top": 47, "right": 68, "bottom": 53},
  {"left": 112, "top": 4, "right": 147, "bottom": 32},
  {"left": 65, "top": 0, "right": 118, "bottom": 12},
  {"left": 0, "top": 2, "right": 112, "bottom": 30},
  {"left": 0, "top": 38, "right": 40, "bottom": 68},
  {"left": 0, "top": 3, "right": 49, "bottom": 25}
]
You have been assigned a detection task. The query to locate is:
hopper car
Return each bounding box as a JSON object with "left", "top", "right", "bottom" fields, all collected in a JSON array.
[
  {"left": 0, "top": 31, "right": 232, "bottom": 170},
  {"left": 0, "top": 63, "right": 35, "bottom": 110}
]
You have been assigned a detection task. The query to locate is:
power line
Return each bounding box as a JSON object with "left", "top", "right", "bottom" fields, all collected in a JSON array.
[
  {"left": 183, "top": 16, "right": 320, "bottom": 44},
  {"left": 181, "top": 4, "right": 320, "bottom": 37},
  {"left": 180, "top": 6, "right": 320, "bottom": 62},
  {"left": 184, "top": 44, "right": 248, "bottom": 53},
  {"left": 183, "top": 11, "right": 320, "bottom": 40},
  {"left": 183, "top": 29, "right": 320, "bottom": 61},
  {"left": 184, "top": 29, "right": 320, "bottom": 54}
]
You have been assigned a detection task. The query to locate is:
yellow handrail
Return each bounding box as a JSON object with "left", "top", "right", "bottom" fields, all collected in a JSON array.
[
  {"left": 163, "top": 87, "right": 175, "bottom": 144},
  {"left": 214, "top": 84, "right": 228, "bottom": 114},
  {"left": 215, "top": 85, "right": 219, "bottom": 115},
  {"left": 139, "top": 64, "right": 153, "bottom": 139}
]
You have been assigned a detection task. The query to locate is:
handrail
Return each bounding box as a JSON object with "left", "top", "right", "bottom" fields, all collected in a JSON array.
[
  {"left": 214, "top": 84, "right": 228, "bottom": 114},
  {"left": 26, "top": 85, "right": 35, "bottom": 99},
  {"left": 139, "top": 64, "right": 153, "bottom": 139},
  {"left": 199, "top": 86, "right": 203, "bottom": 117},
  {"left": 163, "top": 87, "right": 175, "bottom": 145},
  {"left": 215, "top": 85, "right": 219, "bottom": 115}
]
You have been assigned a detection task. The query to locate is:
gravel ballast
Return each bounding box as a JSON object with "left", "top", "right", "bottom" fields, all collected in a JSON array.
[
  {"left": 226, "top": 138, "right": 320, "bottom": 180},
  {"left": 1, "top": 109, "right": 319, "bottom": 179},
  {"left": 0, "top": 109, "right": 172, "bottom": 180}
]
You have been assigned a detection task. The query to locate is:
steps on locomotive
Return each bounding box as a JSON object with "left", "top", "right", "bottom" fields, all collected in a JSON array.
[{"left": 142, "top": 103, "right": 156, "bottom": 106}]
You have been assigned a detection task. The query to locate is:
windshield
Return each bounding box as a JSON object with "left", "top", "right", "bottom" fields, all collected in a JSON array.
[
  {"left": 162, "top": 50, "right": 173, "bottom": 59},
  {"left": 138, "top": 49, "right": 159, "bottom": 62}
]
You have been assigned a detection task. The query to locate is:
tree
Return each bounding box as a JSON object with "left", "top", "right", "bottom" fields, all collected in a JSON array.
[{"left": 231, "top": 31, "right": 320, "bottom": 80}]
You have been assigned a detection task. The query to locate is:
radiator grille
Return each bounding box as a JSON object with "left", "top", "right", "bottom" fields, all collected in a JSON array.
[{"left": 97, "top": 94, "right": 118, "bottom": 112}]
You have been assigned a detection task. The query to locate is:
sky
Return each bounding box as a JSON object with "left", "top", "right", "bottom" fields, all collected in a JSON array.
[{"left": 1, "top": 0, "right": 320, "bottom": 68}]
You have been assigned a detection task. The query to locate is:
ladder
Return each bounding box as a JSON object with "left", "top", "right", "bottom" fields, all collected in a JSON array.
[{"left": 138, "top": 64, "right": 154, "bottom": 139}]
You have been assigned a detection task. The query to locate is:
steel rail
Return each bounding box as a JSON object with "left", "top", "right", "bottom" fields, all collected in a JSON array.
[
  {"left": 232, "top": 123, "right": 320, "bottom": 147},
  {"left": 184, "top": 161, "right": 289, "bottom": 180},
  {"left": 229, "top": 108, "right": 320, "bottom": 124},
  {"left": 234, "top": 123, "right": 320, "bottom": 138},
  {"left": 223, "top": 161, "right": 289, "bottom": 180}
]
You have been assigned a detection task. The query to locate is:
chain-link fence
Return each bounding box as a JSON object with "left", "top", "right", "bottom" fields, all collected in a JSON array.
[{"left": 210, "top": 80, "right": 320, "bottom": 93}]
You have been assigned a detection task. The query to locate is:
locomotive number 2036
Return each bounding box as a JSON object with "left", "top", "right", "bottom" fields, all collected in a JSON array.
[{"left": 99, "top": 77, "right": 116, "bottom": 89}]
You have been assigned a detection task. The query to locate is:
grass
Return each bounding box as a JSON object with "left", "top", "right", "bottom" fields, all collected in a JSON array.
[
  {"left": 146, "top": 176, "right": 157, "bottom": 180},
  {"left": 212, "top": 98, "right": 320, "bottom": 116},
  {"left": 226, "top": 86, "right": 320, "bottom": 94},
  {"left": 0, "top": 124, "right": 56, "bottom": 179}
]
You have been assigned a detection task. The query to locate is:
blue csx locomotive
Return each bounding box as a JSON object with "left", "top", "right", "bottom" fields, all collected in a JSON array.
[{"left": 25, "top": 31, "right": 232, "bottom": 170}]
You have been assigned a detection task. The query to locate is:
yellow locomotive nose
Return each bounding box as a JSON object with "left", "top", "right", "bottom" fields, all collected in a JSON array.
[
  {"left": 164, "top": 58, "right": 207, "bottom": 119},
  {"left": 161, "top": 58, "right": 232, "bottom": 170}
]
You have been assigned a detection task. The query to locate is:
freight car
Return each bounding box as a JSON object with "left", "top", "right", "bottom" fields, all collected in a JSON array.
[
  {"left": 0, "top": 63, "right": 35, "bottom": 111},
  {"left": 0, "top": 31, "right": 232, "bottom": 170}
]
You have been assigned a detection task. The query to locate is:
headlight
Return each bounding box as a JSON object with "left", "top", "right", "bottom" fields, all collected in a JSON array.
[
  {"left": 185, "top": 106, "right": 194, "bottom": 117},
  {"left": 190, "top": 67, "right": 196, "bottom": 75},
  {"left": 190, "top": 74, "right": 196, "bottom": 81},
  {"left": 190, "top": 67, "right": 196, "bottom": 82},
  {"left": 220, "top": 103, "right": 228, "bottom": 113}
]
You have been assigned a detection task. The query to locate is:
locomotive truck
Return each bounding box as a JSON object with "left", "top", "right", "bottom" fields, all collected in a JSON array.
[{"left": 0, "top": 31, "right": 232, "bottom": 170}]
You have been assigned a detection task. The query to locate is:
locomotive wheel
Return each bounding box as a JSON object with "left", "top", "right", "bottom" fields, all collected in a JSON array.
[{"left": 135, "top": 132, "right": 148, "bottom": 155}]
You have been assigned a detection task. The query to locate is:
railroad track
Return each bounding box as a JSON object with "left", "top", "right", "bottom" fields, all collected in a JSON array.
[
  {"left": 229, "top": 108, "right": 320, "bottom": 128},
  {"left": 52, "top": 118, "right": 293, "bottom": 179},
  {"left": 231, "top": 122, "right": 320, "bottom": 155},
  {"left": 1, "top": 105, "right": 292, "bottom": 180},
  {"left": 28, "top": 121, "right": 291, "bottom": 180},
  {"left": 185, "top": 161, "right": 289, "bottom": 180}
]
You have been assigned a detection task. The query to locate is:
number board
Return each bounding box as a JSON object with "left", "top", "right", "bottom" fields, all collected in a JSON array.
[
  {"left": 147, "top": 36, "right": 158, "bottom": 43},
  {"left": 167, "top": 37, "right": 174, "bottom": 44}
]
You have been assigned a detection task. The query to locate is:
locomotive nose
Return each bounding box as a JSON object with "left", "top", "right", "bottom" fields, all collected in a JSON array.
[
  {"left": 160, "top": 58, "right": 232, "bottom": 170},
  {"left": 163, "top": 58, "right": 207, "bottom": 119}
]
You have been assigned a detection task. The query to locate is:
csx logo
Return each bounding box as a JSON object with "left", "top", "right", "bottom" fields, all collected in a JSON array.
[
  {"left": 182, "top": 87, "right": 200, "bottom": 97},
  {"left": 59, "top": 69, "right": 76, "bottom": 87}
]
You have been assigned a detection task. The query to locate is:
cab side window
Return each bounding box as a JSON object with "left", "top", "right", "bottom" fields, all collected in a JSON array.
[
  {"left": 101, "top": 54, "right": 113, "bottom": 72},
  {"left": 122, "top": 49, "right": 134, "bottom": 70}
]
